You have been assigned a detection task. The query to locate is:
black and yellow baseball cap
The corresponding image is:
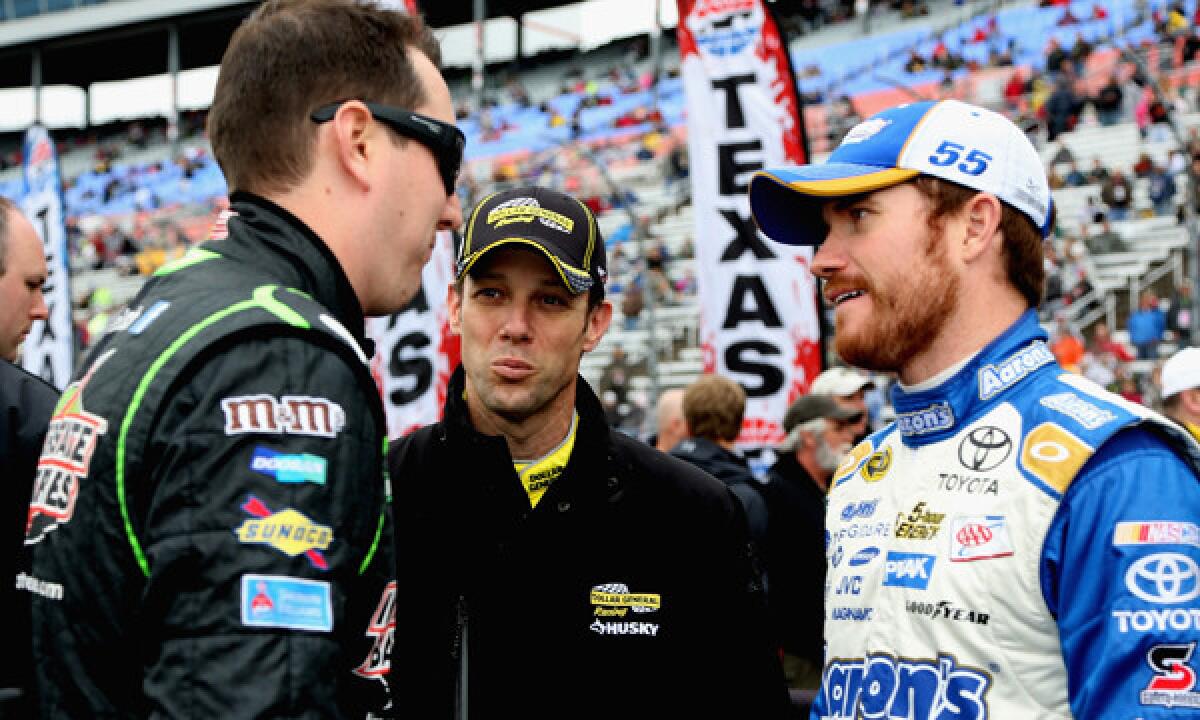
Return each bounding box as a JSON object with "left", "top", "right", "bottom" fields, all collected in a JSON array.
[{"left": 457, "top": 186, "right": 607, "bottom": 295}]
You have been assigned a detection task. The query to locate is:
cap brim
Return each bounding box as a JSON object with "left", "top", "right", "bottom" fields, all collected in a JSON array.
[
  {"left": 750, "top": 164, "right": 918, "bottom": 246},
  {"left": 458, "top": 237, "right": 594, "bottom": 294}
]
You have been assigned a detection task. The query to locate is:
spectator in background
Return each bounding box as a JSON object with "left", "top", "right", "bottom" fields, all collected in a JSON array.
[
  {"left": 1050, "top": 315, "right": 1086, "bottom": 372},
  {"left": 1089, "top": 320, "right": 1135, "bottom": 363},
  {"left": 1064, "top": 161, "right": 1087, "bottom": 187},
  {"left": 1129, "top": 290, "right": 1168, "bottom": 360},
  {"left": 1168, "top": 280, "right": 1195, "bottom": 347},
  {"left": 1101, "top": 168, "right": 1133, "bottom": 221},
  {"left": 1044, "top": 78, "right": 1081, "bottom": 141},
  {"left": 671, "top": 375, "right": 770, "bottom": 551},
  {"left": 598, "top": 343, "right": 632, "bottom": 405},
  {"left": 1162, "top": 346, "right": 1200, "bottom": 441},
  {"left": 809, "top": 365, "right": 873, "bottom": 444},
  {"left": 1087, "top": 157, "right": 1110, "bottom": 184},
  {"left": 652, "top": 386, "right": 688, "bottom": 453},
  {"left": 1003, "top": 68, "right": 1027, "bottom": 112},
  {"left": 1044, "top": 37, "right": 1069, "bottom": 78},
  {"left": 619, "top": 281, "right": 643, "bottom": 330},
  {"left": 1147, "top": 162, "right": 1178, "bottom": 217},
  {"left": 0, "top": 198, "right": 55, "bottom": 718},
  {"left": 760, "top": 394, "right": 858, "bottom": 694},
  {"left": 1068, "top": 31, "right": 1093, "bottom": 73},
  {"left": 1092, "top": 72, "right": 1124, "bottom": 125}
]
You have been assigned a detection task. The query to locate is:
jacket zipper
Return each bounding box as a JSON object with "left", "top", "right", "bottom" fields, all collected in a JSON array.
[{"left": 453, "top": 593, "right": 468, "bottom": 720}]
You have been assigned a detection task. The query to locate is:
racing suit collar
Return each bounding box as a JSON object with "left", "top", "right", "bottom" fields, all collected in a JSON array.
[
  {"left": 441, "top": 365, "right": 623, "bottom": 502},
  {"left": 222, "top": 191, "right": 372, "bottom": 358},
  {"left": 889, "top": 310, "right": 1052, "bottom": 448}
]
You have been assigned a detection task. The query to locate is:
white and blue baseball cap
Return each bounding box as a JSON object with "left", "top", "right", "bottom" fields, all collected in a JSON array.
[{"left": 749, "top": 99, "right": 1053, "bottom": 246}]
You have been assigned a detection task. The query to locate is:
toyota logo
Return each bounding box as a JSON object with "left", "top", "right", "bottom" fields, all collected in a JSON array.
[
  {"left": 1125, "top": 553, "right": 1200, "bottom": 604},
  {"left": 958, "top": 426, "right": 1012, "bottom": 472}
]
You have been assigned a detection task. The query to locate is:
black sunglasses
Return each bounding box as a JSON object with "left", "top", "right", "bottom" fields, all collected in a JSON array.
[{"left": 311, "top": 101, "right": 465, "bottom": 196}]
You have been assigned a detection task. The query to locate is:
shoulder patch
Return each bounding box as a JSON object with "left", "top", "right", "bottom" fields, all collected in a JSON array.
[
  {"left": 833, "top": 440, "right": 874, "bottom": 488},
  {"left": 1020, "top": 422, "right": 1094, "bottom": 495},
  {"left": 1039, "top": 392, "right": 1118, "bottom": 430}
]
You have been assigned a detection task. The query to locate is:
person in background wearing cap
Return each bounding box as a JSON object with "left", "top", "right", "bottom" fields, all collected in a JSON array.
[
  {"left": 387, "top": 186, "right": 791, "bottom": 719},
  {"left": 809, "top": 365, "right": 873, "bottom": 443},
  {"left": 749, "top": 98, "right": 1200, "bottom": 718},
  {"left": 1162, "top": 346, "right": 1200, "bottom": 442},
  {"left": 20, "top": 4, "right": 462, "bottom": 716},
  {"left": 759, "top": 395, "right": 858, "bottom": 697},
  {"left": 0, "top": 197, "right": 56, "bottom": 717}
]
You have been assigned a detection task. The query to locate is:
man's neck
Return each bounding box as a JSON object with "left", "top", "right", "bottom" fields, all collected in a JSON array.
[
  {"left": 798, "top": 454, "right": 829, "bottom": 491},
  {"left": 467, "top": 381, "right": 579, "bottom": 459}
]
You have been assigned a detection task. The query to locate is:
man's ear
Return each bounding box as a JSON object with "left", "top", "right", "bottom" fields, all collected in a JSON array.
[
  {"left": 447, "top": 282, "right": 463, "bottom": 336},
  {"left": 324, "top": 101, "right": 376, "bottom": 192},
  {"left": 582, "top": 300, "right": 613, "bottom": 352},
  {"left": 959, "top": 193, "right": 1004, "bottom": 263}
]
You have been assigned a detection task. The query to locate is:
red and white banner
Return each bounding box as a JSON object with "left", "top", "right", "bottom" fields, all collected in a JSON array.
[
  {"left": 677, "top": 0, "right": 820, "bottom": 448},
  {"left": 368, "top": 231, "right": 459, "bottom": 440}
]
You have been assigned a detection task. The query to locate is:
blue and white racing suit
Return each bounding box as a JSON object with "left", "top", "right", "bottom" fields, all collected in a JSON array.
[{"left": 814, "top": 310, "right": 1200, "bottom": 719}]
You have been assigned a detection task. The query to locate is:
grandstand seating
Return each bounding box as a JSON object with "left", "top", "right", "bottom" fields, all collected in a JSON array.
[{"left": 3, "top": 0, "right": 1199, "bottom": 418}]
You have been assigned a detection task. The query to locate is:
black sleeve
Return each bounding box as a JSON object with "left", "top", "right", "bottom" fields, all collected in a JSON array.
[{"left": 138, "top": 334, "right": 394, "bottom": 718}]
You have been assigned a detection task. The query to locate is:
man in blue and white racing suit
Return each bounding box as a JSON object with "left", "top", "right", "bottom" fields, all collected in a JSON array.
[{"left": 749, "top": 98, "right": 1200, "bottom": 718}]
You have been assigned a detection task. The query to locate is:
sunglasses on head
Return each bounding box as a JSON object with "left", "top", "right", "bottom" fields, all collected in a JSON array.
[{"left": 311, "top": 100, "right": 465, "bottom": 196}]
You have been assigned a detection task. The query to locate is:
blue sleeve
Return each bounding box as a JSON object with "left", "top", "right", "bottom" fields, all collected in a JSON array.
[{"left": 1041, "top": 426, "right": 1200, "bottom": 719}]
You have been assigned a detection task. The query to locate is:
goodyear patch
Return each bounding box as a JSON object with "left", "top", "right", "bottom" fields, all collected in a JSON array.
[
  {"left": 241, "top": 574, "right": 332, "bottom": 632},
  {"left": 235, "top": 496, "right": 332, "bottom": 570}
]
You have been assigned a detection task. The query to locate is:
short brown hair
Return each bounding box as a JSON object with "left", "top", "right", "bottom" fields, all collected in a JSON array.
[
  {"left": 911, "top": 176, "right": 1048, "bottom": 309},
  {"left": 207, "top": 0, "right": 441, "bottom": 196},
  {"left": 683, "top": 375, "right": 746, "bottom": 443}
]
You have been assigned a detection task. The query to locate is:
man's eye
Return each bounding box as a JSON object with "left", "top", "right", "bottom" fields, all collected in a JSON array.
[{"left": 541, "top": 294, "right": 568, "bottom": 307}]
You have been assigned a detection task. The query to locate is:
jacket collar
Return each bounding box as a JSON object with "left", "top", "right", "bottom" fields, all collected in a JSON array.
[
  {"left": 211, "top": 191, "right": 371, "bottom": 356},
  {"left": 890, "top": 310, "right": 1054, "bottom": 448},
  {"left": 440, "top": 366, "right": 619, "bottom": 490}
]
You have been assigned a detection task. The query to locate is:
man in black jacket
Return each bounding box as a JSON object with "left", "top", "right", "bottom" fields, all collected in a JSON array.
[
  {"left": 19, "top": 3, "right": 462, "bottom": 717},
  {"left": 388, "top": 186, "right": 791, "bottom": 720},
  {"left": 759, "top": 394, "right": 859, "bottom": 693},
  {"left": 0, "top": 198, "right": 56, "bottom": 717}
]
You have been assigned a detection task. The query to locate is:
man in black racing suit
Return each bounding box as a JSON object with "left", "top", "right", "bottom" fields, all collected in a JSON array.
[{"left": 18, "top": 2, "right": 463, "bottom": 716}]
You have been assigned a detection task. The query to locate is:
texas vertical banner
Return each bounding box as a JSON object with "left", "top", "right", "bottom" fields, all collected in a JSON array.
[
  {"left": 20, "top": 125, "right": 74, "bottom": 390},
  {"left": 677, "top": 0, "right": 820, "bottom": 447}
]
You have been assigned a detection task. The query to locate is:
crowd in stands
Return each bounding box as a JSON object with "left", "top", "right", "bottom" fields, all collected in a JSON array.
[{"left": 3, "top": 0, "right": 1200, "bottom": 440}]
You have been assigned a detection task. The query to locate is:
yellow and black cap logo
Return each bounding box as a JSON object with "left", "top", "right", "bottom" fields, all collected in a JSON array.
[{"left": 457, "top": 186, "right": 607, "bottom": 295}]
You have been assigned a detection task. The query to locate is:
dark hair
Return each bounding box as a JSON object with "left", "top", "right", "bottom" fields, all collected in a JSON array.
[
  {"left": 683, "top": 375, "right": 746, "bottom": 443},
  {"left": 207, "top": 0, "right": 441, "bottom": 195},
  {"left": 911, "top": 175, "right": 1049, "bottom": 309},
  {"left": 0, "top": 196, "right": 14, "bottom": 275}
]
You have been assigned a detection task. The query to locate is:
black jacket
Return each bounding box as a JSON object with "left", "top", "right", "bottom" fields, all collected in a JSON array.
[
  {"left": 21, "top": 193, "right": 395, "bottom": 718},
  {"left": 670, "top": 436, "right": 770, "bottom": 549},
  {"left": 388, "top": 368, "right": 791, "bottom": 719},
  {"left": 760, "top": 454, "right": 827, "bottom": 663},
  {"left": 1, "top": 359, "right": 58, "bottom": 710}
]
